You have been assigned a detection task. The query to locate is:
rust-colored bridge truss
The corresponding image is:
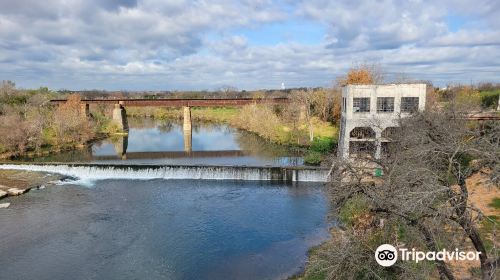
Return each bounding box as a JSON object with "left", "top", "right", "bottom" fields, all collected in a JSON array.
[{"left": 49, "top": 98, "right": 290, "bottom": 107}]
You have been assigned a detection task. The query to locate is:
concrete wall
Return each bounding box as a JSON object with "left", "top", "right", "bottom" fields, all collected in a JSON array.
[{"left": 338, "top": 84, "right": 426, "bottom": 159}]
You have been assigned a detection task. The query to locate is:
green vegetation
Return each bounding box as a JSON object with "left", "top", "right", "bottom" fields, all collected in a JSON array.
[
  {"left": 338, "top": 195, "right": 370, "bottom": 227},
  {"left": 128, "top": 107, "right": 239, "bottom": 123},
  {"left": 435, "top": 84, "right": 500, "bottom": 111},
  {"left": 479, "top": 88, "right": 499, "bottom": 109},
  {"left": 488, "top": 197, "right": 500, "bottom": 210},
  {"left": 480, "top": 215, "right": 499, "bottom": 254},
  {"left": 303, "top": 137, "right": 337, "bottom": 165},
  {"left": 310, "top": 137, "right": 336, "bottom": 154},
  {"left": 192, "top": 107, "right": 239, "bottom": 122},
  {"left": 303, "top": 151, "right": 322, "bottom": 165}
]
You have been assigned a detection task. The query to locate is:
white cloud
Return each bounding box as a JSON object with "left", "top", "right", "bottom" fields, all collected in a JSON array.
[{"left": 0, "top": 0, "right": 498, "bottom": 89}]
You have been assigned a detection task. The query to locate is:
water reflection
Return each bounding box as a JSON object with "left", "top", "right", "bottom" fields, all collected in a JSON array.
[
  {"left": 110, "top": 135, "right": 128, "bottom": 160},
  {"left": 20, "top": 118, "right": 303, "bottom": 166}
]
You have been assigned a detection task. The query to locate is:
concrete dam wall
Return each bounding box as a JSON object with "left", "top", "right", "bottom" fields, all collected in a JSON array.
[{"left": 0, "top": 163, "right": 330, "bottom": 183}]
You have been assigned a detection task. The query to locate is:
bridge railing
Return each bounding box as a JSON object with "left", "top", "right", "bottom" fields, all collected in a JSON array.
[{"left": 49, "top": 98, "right": 291, "bottom": 107}]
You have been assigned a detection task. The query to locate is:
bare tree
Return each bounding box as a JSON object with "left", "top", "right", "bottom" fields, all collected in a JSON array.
[
  {"left": 321, "top": 103, "right": 499, "bottom": 279},
  {"left": 291, "top": 89, "right": 315, "bottom": 142},
  {"left": 53, "top": 94, "right": 94, "bottom": 145}
]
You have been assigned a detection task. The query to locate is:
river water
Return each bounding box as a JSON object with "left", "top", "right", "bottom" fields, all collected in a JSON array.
[
  {"left": 21, "top": 118, "right": 303, "bottom": 166},
  {"left": 0, "top": 118, "right": 331, "bottom": 280}
]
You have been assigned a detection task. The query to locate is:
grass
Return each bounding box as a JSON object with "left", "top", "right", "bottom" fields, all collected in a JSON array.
[
  {"left": 312, "top": 117, "right": 338, "bottom": 139},
  {"left": 488, "top": 197, "right": 500, "bottom": 210},
  {"left": 479, "top": 197, "right": 500, "bottom": 253},
  {"left": 192, "top": 107, "right": 239, "bottom": 123},
  {"left": 480, "top": 215, "right": 498, "bottom": 253},
  {"left": 288, "top": 244, "right": 328, "bottom": 280}
]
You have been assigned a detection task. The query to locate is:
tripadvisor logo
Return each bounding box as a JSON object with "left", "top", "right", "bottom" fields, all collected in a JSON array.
[
  {"left": 375, "top": 244, "right": 397, "bottom": 267},
  {"left": 375, "top": 244, "right": 481, "bottom": 267}
]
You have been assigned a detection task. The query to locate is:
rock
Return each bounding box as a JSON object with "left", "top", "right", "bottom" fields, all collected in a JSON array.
[
  {"left": 39, "top": 185, "right": 46, "bottom": 190},
  {"left": 0, "top": 202, "right": 10, "bottom": 208},
  {"left": 7, "top": 188, "right": 27, "bottom": 196},
  {"left": 0, "top": 190, "right": 7, "bottom": 199}
]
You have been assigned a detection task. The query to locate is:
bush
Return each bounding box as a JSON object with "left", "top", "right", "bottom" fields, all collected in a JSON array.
[
  {"left": 304, "top": 151, "right": 322, "bottom": 165},
  {"left": 310, "top": 137, "right": 336, "bottom": 154},
  {"left": 42, "top": 127, "right": 57, "bottom": 145},
  {"left": 480, "top": 90, "right": 500, "bottom": 109},
  {"left": 232, "top": 104, "right": 282, "bottom": 142}
]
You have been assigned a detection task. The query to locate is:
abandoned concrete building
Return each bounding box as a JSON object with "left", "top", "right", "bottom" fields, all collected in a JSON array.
[{"left": 337, "top": 84, "right": 427, "bottom": 159}]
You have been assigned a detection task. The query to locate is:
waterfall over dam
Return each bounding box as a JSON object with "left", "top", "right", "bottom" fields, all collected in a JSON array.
[{"left": 0, "top": 163, "right": 330, "bottom": 183}]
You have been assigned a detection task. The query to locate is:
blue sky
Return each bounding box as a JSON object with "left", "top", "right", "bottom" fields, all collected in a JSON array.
[{"left": 0, "top": 0, "right": 499, "bottom": 90}]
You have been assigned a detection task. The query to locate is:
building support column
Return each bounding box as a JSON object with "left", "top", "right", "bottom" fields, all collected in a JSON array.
[
  {"left": 375, "top": 130, "right": 382, "bottom": 159},
  {"left": 112, "top": 102, "right": 128, "bottom": 131},
  {"left": 338, "top": 121, "right": 350, "bottom": 159},
  {"left": 183, "top": 106, "right": 192, "bottom": 153}
]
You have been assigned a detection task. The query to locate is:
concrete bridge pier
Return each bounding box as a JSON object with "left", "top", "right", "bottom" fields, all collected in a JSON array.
[
  {"left": 183, "top": 106, "right": 192, "bottom": 131},
  {"left": 112, "top": 102, "right": 129, "bottom": 131},
  {"left": 80, "top": 103, "right": 90, "bottom": 118},
  {"left": 183, "top": 106, "right": 192, "bottom": 152}
]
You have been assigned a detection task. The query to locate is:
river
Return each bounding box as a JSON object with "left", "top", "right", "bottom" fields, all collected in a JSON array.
[
  {"left": 21, "top": 118, "right": 303, "bottom": 166},
  {"left": 0, "top": 118, "right": 331, "bottom": 280}
]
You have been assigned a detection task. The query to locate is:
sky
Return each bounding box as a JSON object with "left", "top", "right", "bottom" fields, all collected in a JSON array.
[{"left": 0, "top": 0, "right": 499, "bottom": 91}]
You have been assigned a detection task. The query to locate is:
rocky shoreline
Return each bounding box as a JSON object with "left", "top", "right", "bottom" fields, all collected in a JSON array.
[{"left": 0, "top": 170, "right": 63, "bottom": 208}]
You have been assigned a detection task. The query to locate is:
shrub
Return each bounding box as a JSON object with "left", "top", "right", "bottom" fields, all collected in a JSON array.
[
  {"left": 304, "top": 151, "right": 322, "bottom": 165},
  {"left": 310, "top": 137, "right": 336, "bottom": 154},
  {"left": 232, "top": 104, "right": 282, "bottom": 142},
  {"left": 480, "top": 90, "right": 500, "bottom": 109}
]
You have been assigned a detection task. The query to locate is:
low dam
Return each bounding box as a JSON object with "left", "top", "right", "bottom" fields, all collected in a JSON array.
[{"left": 0, "top": 163, "right": 330, "bottom": 183}]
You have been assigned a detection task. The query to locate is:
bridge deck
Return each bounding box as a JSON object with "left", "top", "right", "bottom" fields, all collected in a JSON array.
[{"left": 50, "top": 98, "right": 290, "bottom": 107}]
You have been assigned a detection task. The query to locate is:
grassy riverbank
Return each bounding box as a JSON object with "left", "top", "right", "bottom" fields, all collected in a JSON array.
[{"left": 127, "top": 105, "right": 339, "bottom": 165}]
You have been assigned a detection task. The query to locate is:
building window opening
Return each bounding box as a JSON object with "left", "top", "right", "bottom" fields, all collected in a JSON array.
[
  {"left": 350, "top": 127, "right": 376, "bottom": 139},
  {"left": 349, "top": 141, "right": 376, "bottom": 158},
  {"left": 377, "top": 97, "right": 394, "bottom": 113},
  {"left": 353, "top": 97, "right": 370, "bottom": 113},
  {"left": 401, "top": 97, "right": 419, "bottom": 113}
]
